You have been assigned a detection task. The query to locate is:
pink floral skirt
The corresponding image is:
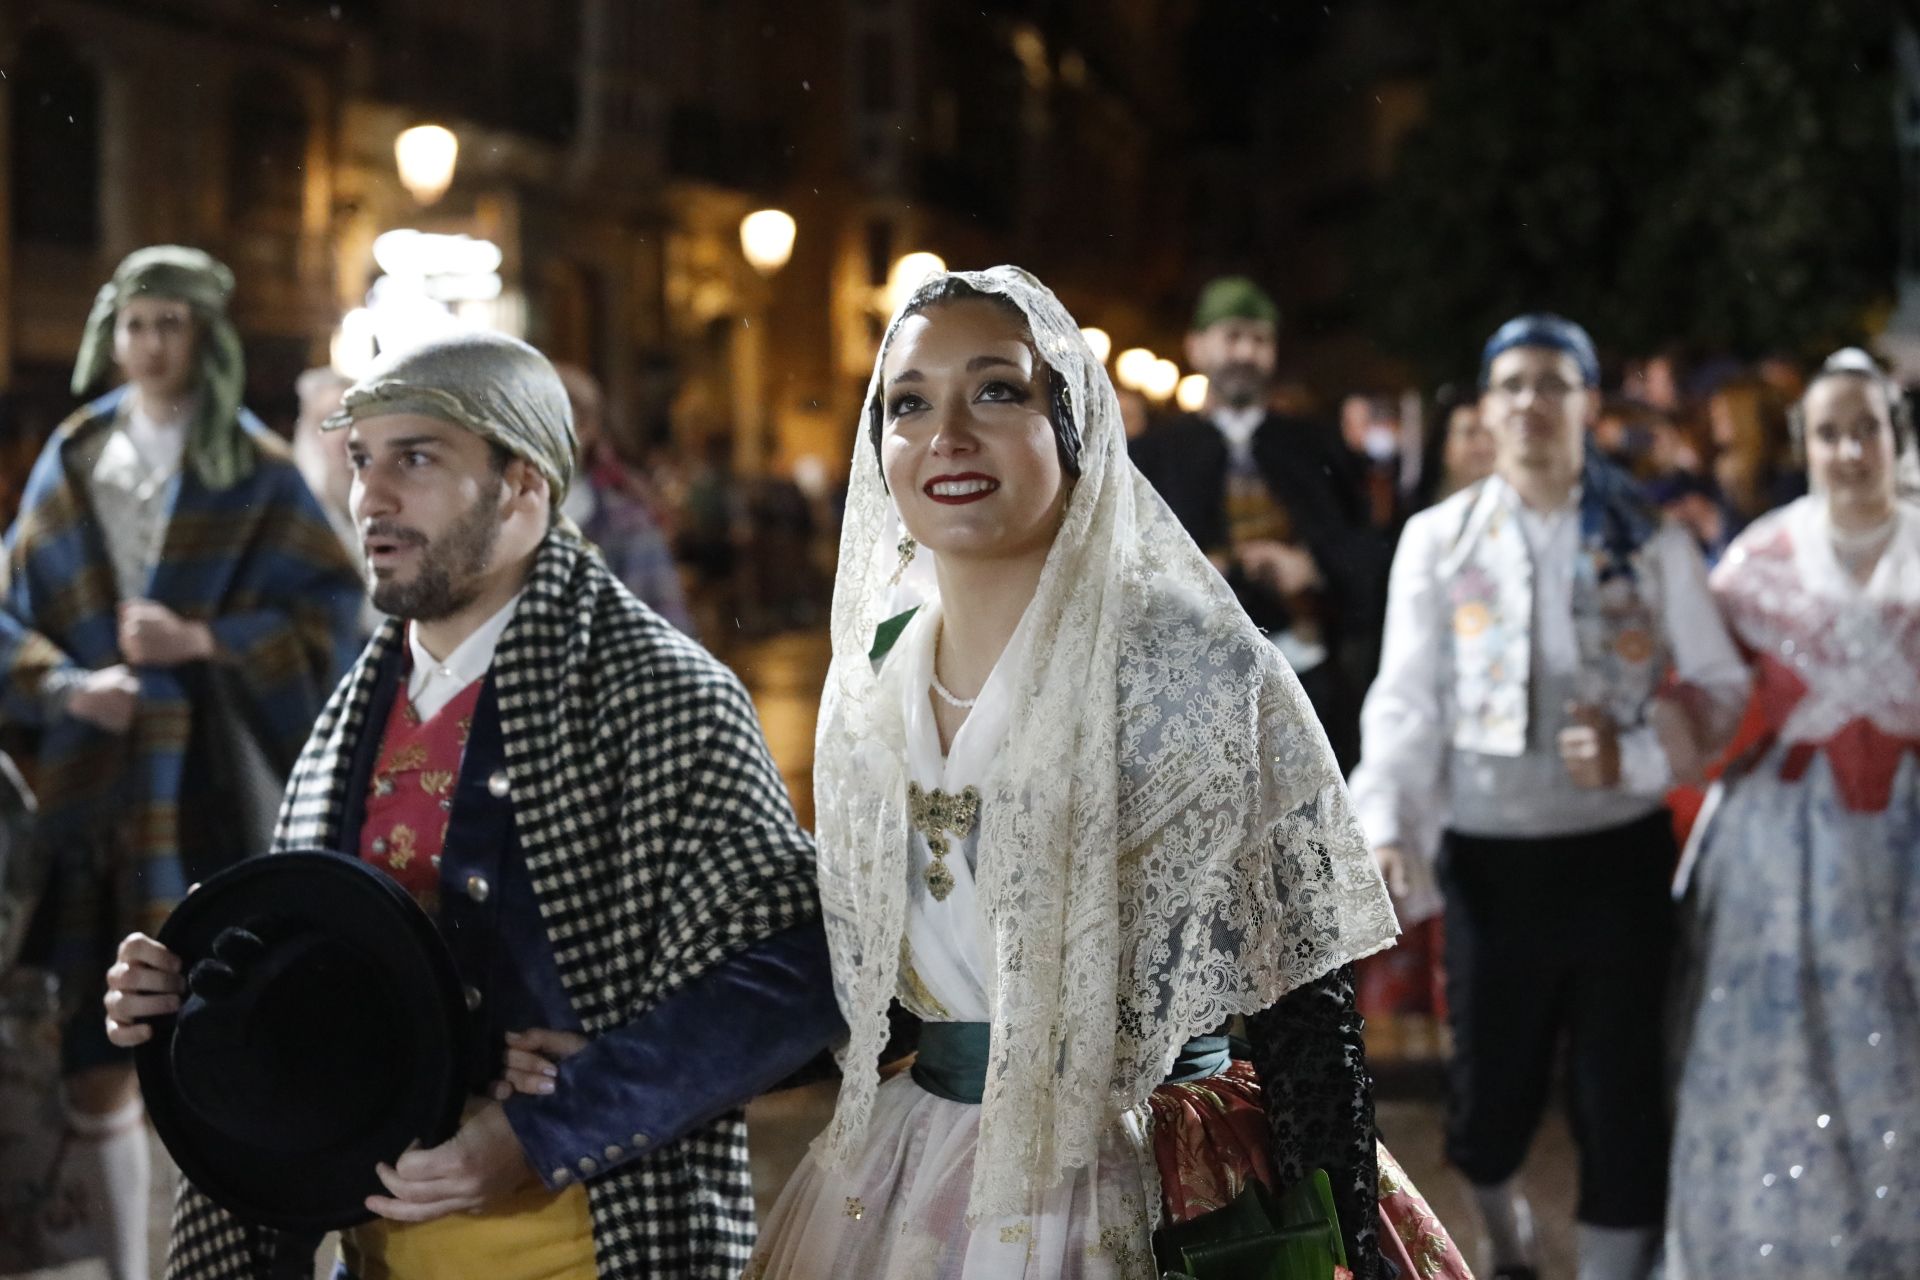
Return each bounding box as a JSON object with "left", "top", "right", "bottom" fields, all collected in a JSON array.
[{"left": 1147, "top": 1060, "right": 1474, "bottom": 1279}]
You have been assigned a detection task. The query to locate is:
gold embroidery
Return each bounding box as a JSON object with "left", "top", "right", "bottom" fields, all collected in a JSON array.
[
  {"left": 999, "top": 1222, "right": 1031, "bottom": 1245},
  {"left": 384, "top": 743, "right": 429, "bottom": 774},
  {"left": 420, "top": 769, "right": 455, "bottom": 799},
  {"left": 843, "top": 1196, "right": 865, "bottom": 1221},
  {"left": 458, "top": 715, "right": 472, "bottom": 745},
  {"left": 1087, "top": 1223, "right": 1150, "bottom": 1273},
  {"left": 388, "top": 823, "right": 418, "bottom": 869},
  {"left": 906, "top": 782, "right": 979, "bottom": 902},
  {"left": 897, "top": 938, "right": 952, "bottom": 1019}
]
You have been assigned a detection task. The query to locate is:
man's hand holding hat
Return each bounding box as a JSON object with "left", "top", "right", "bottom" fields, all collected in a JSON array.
[{"left": 104, "top": 931, "right": 184, "bottom": 1046}]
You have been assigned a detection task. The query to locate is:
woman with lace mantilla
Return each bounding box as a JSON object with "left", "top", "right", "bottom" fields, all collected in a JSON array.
[{"left": 747, "top": 267, "right": 1471, "bottom": 1279}]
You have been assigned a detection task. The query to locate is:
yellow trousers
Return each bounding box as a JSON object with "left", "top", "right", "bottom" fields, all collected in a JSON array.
[{"left": 341, "top": 1181, "right": 595, "bottom": 1280}]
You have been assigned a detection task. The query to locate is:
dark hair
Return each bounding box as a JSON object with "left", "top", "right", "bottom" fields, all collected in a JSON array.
[
  {"left": 1412, "top": 383, "right": 1475, "bottom": 510},
  {"left": 866, "top": 278, "right": 1081, "bottom": 480}
]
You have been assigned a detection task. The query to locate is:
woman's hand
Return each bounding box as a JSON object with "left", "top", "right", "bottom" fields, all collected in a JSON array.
[{"left": 491, "top": 1028, "right": 590, "bottom": 1100}]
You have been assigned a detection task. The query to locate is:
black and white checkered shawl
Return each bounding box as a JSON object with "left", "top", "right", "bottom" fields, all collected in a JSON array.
[{"left": 164, "top": 529, "right": 820, "bottom": 1279}]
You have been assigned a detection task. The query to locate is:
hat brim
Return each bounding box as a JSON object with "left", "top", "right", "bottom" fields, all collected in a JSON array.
[{"left": 136, "top": 851, "right": 468, "bottom": 1232}]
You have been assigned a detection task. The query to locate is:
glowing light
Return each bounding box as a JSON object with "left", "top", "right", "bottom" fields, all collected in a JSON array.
[
  {"left": 1143, "top": 358, "right": 1181, "bottom": 401},
  {"left": 394, "top": 125, "right": 458, "bottom": 205},
  {"left": 740, "top": 209, "right": 797, "bottom": 275},
  {"left": 373, "top": 230, "right": 502, "bottom": 279},
  {"left": 330, "top": 308, "right": 379, "bottom": 380},
  {"left": 885, "top": 252, "right": 948, "bottom": 313},
  {"left": 1176, "top": 373, "right": 1209, "bottom": 413},
  {"left": 1079, "top": 327, "right": 1111, "bottom": 364},
  {"left": 1114, "top": 347, "right": 1157, "bottom": 391}
]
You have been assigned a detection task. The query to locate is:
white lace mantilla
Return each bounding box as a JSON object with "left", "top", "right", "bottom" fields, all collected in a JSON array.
[{"left": 812, "top": 266, "right": 1398, "bottom": 1221}]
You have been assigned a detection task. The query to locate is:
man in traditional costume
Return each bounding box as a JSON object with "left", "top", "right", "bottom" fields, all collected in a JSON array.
[
  {"left": 1349, "top": 314, "right": 1750, "bottom": 1280},
  {"left": 1129, "top": 276, "right": 1390, "bottom": 769},
  {"left": 0, "top": 246, "right": 363, "bottom": 1280},
  {"left": 105, "top": 330, "right": 840, "bottom": 1280}
]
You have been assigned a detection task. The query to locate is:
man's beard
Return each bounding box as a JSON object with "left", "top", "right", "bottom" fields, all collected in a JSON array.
[
  {"left": 367, "top": 493, "right": 501, "bottom": 621},
  {"left": 1209, "top": 362, "right": 1270, "bottom": 410}
]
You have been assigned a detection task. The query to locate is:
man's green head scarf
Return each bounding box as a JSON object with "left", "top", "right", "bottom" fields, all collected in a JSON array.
[
  {"left": 324, "top": 331, "right": 577, "bottom": 506},
  {"left": 1190, "top": 275, "right": 1281, "bottom": 333},
  {"left": 71, "top": 245, "right": 253, "bottom": 490}
]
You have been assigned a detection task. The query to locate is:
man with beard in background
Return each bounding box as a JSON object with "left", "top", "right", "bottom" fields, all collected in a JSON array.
[{"left": 1130, "top": 276, "right": 1390, "bottom": 768}]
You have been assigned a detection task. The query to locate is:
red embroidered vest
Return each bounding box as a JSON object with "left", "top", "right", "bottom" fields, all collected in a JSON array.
[{"left": 359, "top": 672, "right": 486, "bottom": 913}]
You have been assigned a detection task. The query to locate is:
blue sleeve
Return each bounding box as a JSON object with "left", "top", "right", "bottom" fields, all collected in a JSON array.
[{"left": 501, "top": 921, "right": 844, "bottom": 1189}]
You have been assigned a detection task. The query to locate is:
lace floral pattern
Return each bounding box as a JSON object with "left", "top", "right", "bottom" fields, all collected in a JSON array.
[
  {"left": 1711, "top": 498, "right": 1920, "bottom": 747},
  {"left": 814, "top": 266, "right": 1397, "bottom": 1220}
]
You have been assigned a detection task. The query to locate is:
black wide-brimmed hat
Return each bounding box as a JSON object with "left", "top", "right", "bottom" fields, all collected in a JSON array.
[{"left": 136, "top": 851, "right": 469, "bottom": 1231}]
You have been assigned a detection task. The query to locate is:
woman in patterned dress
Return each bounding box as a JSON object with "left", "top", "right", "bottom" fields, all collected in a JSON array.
[
  {"left": 1666, "top": 350, "right": 1920, "bottom": 1276},
  {"left": 745, "top": 267, "right": 1469, "bottom": 1279}
]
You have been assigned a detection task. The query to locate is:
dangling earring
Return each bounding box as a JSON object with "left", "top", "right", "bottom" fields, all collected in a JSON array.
[{"left": 890, "top": 534, "right": 917, "bottom": 585}]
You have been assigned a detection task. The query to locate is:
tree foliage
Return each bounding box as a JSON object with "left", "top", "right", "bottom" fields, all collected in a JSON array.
[{"left": 1358, "top": 2, "right": 1897, "bottom": 378}]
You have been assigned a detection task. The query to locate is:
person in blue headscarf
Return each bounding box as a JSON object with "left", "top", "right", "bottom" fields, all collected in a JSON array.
[{"left": 1347, "top": 314, "right": 1751, "bottom": 1280}]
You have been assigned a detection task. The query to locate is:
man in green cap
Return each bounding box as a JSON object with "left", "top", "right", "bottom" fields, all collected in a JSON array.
[
  {"left": 0, "top": 245, "right": 364, "bottom": 1279},
  {"left": 1130, "top": 274, "right": 1391, "bottom": 768}
]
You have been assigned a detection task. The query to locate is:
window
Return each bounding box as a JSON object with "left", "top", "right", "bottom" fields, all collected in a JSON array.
[
  {"left": 10, "top": 27, "right": 100, "bottom": 246},
  {"left": 228, "top": 68, "right": 309, "bottom": 227}
]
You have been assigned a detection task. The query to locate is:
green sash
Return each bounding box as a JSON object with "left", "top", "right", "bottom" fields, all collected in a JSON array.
[{"left": 911, "top": 1021, "right": 1344, "bottom": 1280}]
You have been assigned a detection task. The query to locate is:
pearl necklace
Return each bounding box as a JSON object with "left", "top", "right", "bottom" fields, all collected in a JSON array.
[{"left": 930, "top": 670, "right": 978, "bottom": 710}]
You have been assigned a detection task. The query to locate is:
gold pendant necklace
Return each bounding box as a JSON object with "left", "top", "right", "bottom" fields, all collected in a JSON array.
[{"left": 906, "top": 781, "right": 980, "bottom": 901}]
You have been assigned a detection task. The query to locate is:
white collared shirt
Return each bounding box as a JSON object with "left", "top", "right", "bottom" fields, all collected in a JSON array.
[
  {"left": 88, "top": 397, "right": 194, "bottom": 598},
  {"left": 1209, "top": 404, "right": 1266, "bottom": 471},
  {"left": 1349, "top": 475, "right": 1750, "bottom": 863},
  {"left": 406, "top": 592, "right": 522, "bottom": 721},
  {"left": 124, "top": 396, "right": 191, "bottom": 478}
]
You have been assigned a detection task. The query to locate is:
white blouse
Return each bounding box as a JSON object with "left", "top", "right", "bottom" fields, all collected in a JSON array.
[
  {"left": 1349, "top": 476, "right": 1750, "bottom": 869},
  {"left": 890, "top": 600, "right": 1035, "bottom": 1023}
]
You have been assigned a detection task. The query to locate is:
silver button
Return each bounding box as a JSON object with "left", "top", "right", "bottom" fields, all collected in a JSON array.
[
  {"left": 439, "top": 798, "right": 452, "bottom": 811},
  {"left": 463, "top": 985, "right": 482, "bottom": 1011},
  {"left": 371, "top": 837, "right": 388, "bottom": 855},
  {"left": 602, "top": 1143, "right": 623, "bottom": 1162},
  {"left": 487, "top": 770, "right": 510, "bottom": 798},
  {"left": 466, "top": 875, "right": 490, "bottom": 903},
  {"left": 576, "top": 1155, "right": 597, "bottom": 1176},
  {"left": 630, "top": 1132, "right": 649, "bottom": 1149},
  {"left": 551, "top": 1167, "right": 571, "bottom": 1187}
]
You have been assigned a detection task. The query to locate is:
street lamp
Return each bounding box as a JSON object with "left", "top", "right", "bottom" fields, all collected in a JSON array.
[
  {"left": 1080, "top": 327, "right": 1112, "bottom": 365},
  {"left": 1176, "top": 373, "right": 1210, "bottom": 413},
  {"left": 395, "top": 125, "right": 459, "bottom": 205},
  {"left": 1144, "top": 358, "right": 1181, "bottom": 402},
  {"left": 885, "top": 252, "right": 947, "bottom": 313},
  {"left": 1114, "top": 347, "right": 1157, "bottom": 392},
  {"left": 740, "top": 209, "right": 797, "bottom": 276}
]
